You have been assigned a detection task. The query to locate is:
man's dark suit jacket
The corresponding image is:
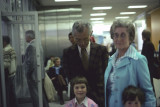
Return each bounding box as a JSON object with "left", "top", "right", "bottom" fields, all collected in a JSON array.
[
  {"left": 62, "top": 42, "right": 108, "bottom": 106},
  {"left": 142, "top": 40, "right": 156, "bottom": 91}
]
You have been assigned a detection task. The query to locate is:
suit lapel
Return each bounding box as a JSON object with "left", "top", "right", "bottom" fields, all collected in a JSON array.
[
  {"left": 88, "top": 43, "right": 97, "bottom": 68},
  {"left": 72, "top": 45, "right": 81, "bottom": 60},
  {"left": 71, "top": 45, "right": 83, "bottom": 66}
]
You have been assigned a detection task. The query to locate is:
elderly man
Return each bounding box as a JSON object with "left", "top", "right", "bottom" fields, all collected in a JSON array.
[
  {"left": 62, "top": 21, "right": 108, "bottom": 107},
  {"left": 24, "top": 30, "right": 49, "bottom": 107}
]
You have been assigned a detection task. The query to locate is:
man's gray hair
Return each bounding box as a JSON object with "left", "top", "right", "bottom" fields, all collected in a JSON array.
[
  {"left": 72, "top": 21, "right": 92, "bottom": 36},
  {"left": 25, "top": 30, "right": 35, "bottom": 39}
]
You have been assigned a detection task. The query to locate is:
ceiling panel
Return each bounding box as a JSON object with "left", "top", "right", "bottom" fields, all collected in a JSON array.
[{"left": 36, "top": 0, "right": 160, "bottom": 24}]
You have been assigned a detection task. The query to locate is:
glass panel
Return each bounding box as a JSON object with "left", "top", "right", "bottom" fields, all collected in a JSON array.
[{"left": 1, "top": 12, "right": 43, "bottom": 107}]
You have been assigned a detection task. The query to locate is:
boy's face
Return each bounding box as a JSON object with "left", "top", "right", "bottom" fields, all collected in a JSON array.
[
  {"left": 74, "top": 83, "right": 87, "bottom": 101},
  {"left": 124, "top": 97, "right": 141, "bottom": 107}
]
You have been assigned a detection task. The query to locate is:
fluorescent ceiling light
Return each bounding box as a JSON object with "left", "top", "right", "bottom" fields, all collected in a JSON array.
[
  {"left": 43, "top": 8, "right": 82, "bottom": 13},
  {"left": 128, "top": 5, "right": 147, "bottom": 8},
  {"left": 90, "top": 13, "right": 107, "bottom": 16},
  {"left": 55, "top": 0, "right": 78, "bottom": 2},
  {"left": 91, "top": 21, "right": 104, "bottom": 24},
  {"left": 90, "top": 18, "right": 104, "bottom": 20},
  {"left": 39, "top": 15, "right": 82, "bottom": 20},
  {"left": 120, "top": 12, "right": 136, "bottom": 15},
  {"left": 93, "top": 6, "right": 112, "bottom": 10},
  {"left": 56, "top": 8, "right": 82, "bottom": 12},
  {"left": 115, "top": 16, "right": 129, "bottom": 19},
  {"left": 58, "top": 15, "right": 82, "bottom": 18}
]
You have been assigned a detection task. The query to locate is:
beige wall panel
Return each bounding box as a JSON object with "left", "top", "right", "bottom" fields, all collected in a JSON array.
[{"left": 151, "top": 8, "right": 160, "bottom": 50}]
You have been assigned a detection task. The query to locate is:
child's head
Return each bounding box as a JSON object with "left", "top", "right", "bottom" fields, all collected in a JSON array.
[
  {"left": 122, "top": 85, "right": 145, "bottom": 107},
  {"left": 53, "top": 57, "right": 61, "bottom": 67},
  {"left": 71, "top": 76, "right": 88, "bottom": 101}
]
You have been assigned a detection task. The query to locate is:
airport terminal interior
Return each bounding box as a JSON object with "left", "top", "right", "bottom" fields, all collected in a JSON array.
[{"left": 0, "top": 0, "right": 160, "bottom": 107}]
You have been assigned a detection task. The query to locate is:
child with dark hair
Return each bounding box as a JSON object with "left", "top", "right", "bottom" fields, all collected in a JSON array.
[
  {"left": 65, "top": 76, "right": 98, "bottom": 107},
  {"left": 122, "top": 85, "right": 145, "bottom": 107}
]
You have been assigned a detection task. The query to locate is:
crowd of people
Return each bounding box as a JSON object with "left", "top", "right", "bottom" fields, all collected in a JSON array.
[{"left": 1, "top": 19, "right": 160, "bottom": 107}]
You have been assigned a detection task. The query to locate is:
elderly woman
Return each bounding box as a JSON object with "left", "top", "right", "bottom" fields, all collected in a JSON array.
[{"left": 104, "top": 20, "right": 156, "bottom": 107}]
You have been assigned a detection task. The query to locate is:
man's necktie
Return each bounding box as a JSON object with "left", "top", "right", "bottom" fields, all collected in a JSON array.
[{"left": 81, "top": 48, "right": 89, "bottom": 71}]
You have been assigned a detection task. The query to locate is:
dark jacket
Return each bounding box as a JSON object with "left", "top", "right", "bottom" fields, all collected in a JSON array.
[
  {"left": 141, "top": 40, "right": 156, "bottom": 89},
  {"left": 62, "top": 42, "right": 108, "bottom": 106},
  {"left": 48, "top": 66, "right": 66, "bottom": 91}
]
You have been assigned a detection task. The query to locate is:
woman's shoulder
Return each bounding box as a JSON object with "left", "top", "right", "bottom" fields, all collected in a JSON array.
[
  {"left": 129, "top": 50, "right": 147, "bottom": 66},
  {"left": 135, "top": 51, "right": 147, "bottom": 61}
]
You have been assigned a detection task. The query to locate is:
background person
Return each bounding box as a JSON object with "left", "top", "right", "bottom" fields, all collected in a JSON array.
[
  {"left": 24, "top": 30, "right": 49, "bottom": 107},
  {"left": 48, "top": 57, "right": 67, "bottom": 105},
  {"left": 104, "top": 20, "right": 156, "bottom": 107},
  {"left": 90, "top": 35, "right": 95, "bottom": 43},
  {"left": 64, "top": 76, "right": 98, "bottom": 107},
  {"left": 62, "top": 21, "right": 108, "bottom": 107},
  {"left": 68, "top": 32, "right": 76, "bottom": 45},
  {"left": 45, "top": 56, "right": 54, "bottom": 72},
  {"left": 3, "top": 36, "right": 18, "bottom": 107},
  {"left": 141, "top": 30, "right": 156, "bottom": 92}
]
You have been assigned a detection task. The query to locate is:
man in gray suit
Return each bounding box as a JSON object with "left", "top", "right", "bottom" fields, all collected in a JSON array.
[{"left": 24, "top": 30, "right": 49, "bottom": 107}]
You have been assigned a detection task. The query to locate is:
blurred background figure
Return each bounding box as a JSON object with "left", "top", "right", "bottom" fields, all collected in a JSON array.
[
  {"left": 90, "top": 35, "right": 95, "bottom": 43},
  {"left": 48, "top": 57, "right": 67, "bottom": 105},
  {"left": 3, "top": 36, "right": 18, "bottom": 107},
  {"left": 24, "top": 30, "right": 49, "bottom": 107},
  {"left": 45, "top": 56, "right": 54, "bottom": 72},
  {"left": 68, "top": 32, "right": 76, "bottom": 45},
  {"left": 141, "top": 30, "right": 156, "bottom": 92}
]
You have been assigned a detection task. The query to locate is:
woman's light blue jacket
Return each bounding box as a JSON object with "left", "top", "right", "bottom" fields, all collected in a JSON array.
[{"left": 104, "top": 45, "right": 156, "bottom": 107}]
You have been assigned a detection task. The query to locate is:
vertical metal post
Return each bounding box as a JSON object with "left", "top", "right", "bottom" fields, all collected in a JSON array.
[
  {"left": 35, "top": 12, "right": 43, "bottom": 107},
  {"left": 0, "top": 11, "right": 7, "bottom": 107}
]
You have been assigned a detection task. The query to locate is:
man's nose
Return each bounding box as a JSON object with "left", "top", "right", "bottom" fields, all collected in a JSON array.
[{"left": 80, "top": 41, "right": 85, "bottom": 45}]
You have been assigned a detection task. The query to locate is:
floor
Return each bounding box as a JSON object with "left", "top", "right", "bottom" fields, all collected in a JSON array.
[
  {"left": 18, "top": 101, "right": 68, "bottom": 107},
  {"left": 18, "top": 91, "right": 69, "bottom": 107},
  {"left": 9, "top": 79, "right": 160, "bottom": 107}
]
